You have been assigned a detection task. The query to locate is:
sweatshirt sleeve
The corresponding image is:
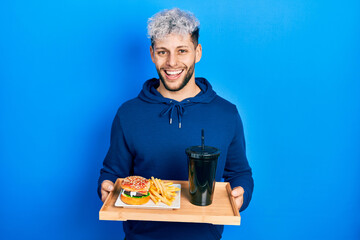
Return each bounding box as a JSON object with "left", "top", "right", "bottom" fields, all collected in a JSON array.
[
  {"left": 223, "top": 109, "right": 254, "bottom": 212},
  {"left": 97, "top": 110, "right": 133, "bottom": 199}
]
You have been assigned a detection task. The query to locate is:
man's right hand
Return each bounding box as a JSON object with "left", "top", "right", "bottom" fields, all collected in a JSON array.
[{"left": 101, "top": 180, "right": 114, "bottom": 203}]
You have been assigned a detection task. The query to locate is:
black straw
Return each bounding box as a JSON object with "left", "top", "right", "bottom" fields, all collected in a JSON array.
[{"left": 201, "top": 129, "right": 205, "bottom": 150}]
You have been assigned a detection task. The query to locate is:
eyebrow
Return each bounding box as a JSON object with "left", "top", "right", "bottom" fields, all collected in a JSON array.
[
  {"left": 176, "top": 45, "right": 190, "bottom": 49},
  {"left": 155, "top": 45, "right": 190, "bottom": 50}
]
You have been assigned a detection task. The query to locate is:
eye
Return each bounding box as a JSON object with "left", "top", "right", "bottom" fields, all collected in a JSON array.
[
  {"left": 179, "top": 49, "right": 187, "bottom": 54},
  {"left": 157, "top": 51, "right": 167, "bottom": 56}
]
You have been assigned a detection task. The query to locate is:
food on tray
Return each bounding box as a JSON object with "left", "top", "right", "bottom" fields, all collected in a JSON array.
[
  {"left": 149, "top": 176, "right": 181, "bottom": 206},
  {"left": 120, "top": 176, "right": 151, "bottom": 205}
]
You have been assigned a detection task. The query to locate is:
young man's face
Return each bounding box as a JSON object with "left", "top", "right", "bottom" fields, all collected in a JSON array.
[{"left": 150, "top": 33, "right": 202, "bottom": 92}]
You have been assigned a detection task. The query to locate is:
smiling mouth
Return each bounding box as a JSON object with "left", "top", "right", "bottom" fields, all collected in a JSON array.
[{"left": 164, "top": 69, "right": 184, "bottom": 80}]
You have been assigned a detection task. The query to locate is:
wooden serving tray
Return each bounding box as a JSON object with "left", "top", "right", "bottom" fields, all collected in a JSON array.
[{"left": 99, "top": 179, "right": 240, "bottom": 225}]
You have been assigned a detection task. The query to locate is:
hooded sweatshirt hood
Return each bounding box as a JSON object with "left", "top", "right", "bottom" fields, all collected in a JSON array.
[{"left": 138, "top": 77, "right": 217, "bottom": 128}]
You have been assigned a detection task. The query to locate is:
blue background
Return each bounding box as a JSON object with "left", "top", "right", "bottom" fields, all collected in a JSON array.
[{"left": 1, "top": 0, "right": 359, "bottom": 239}]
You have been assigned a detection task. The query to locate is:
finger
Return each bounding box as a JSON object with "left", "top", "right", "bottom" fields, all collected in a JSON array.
[
  {"left": 101, "top": 180, "right": 114, "bottom": 203},
  {"left": 101, "top": 180, "right": 114, "bottom": 192},
  {"left": 235, "top": 195, "right": 244, "bottom": 211},
  {"left": 231, "top": 186, "right": 244, "bottom": 197},
  {"left": 101, "top": 190, "right": 109, "bottom": 203}
]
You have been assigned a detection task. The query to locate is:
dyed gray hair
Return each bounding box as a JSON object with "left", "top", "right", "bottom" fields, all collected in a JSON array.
[{"left": 147, "top": 8, "right": 200, "bottom": 46}]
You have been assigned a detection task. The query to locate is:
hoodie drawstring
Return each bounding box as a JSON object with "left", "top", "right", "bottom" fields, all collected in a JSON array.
[{"left": 160, "top": 102, "right": 186, "bottom": 128}]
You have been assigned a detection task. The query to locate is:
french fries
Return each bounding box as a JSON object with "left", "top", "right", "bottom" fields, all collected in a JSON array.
[{"left": 149, "top": 177, "right": 180, "bottom": 206}]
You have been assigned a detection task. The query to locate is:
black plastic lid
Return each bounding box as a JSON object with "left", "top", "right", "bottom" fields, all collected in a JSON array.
[{"left": 185, "top": 145, "right": 220, "bottom": 160}]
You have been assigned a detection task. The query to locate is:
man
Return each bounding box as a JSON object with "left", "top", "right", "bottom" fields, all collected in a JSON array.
[{"left": 98, "top": 8, "right": 254, "bottom": 240}]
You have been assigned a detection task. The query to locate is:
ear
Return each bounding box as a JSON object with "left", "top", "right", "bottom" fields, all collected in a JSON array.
[
  {"left": 150, "top": 46, "right": 155, "bottom": 63},
  {"left": 195, "top": 44, "right": 202, "bottom": 63}
]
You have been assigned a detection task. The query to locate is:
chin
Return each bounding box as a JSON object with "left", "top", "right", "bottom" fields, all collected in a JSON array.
[
  {"left": 164, "top": 82, "right": 185, "bottom": 92},
  {"left": 160, "top": 75, "right": 191, "bottom": 92}
]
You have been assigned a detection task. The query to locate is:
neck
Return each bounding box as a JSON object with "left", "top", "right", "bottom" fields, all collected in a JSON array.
[{"left": 157, "top": 78, "right": 201, "bottom": 102}]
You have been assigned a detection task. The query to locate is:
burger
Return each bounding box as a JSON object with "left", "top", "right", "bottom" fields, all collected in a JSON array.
[{"left": 120, "top": 176, "right": 151, "bottom": 205}]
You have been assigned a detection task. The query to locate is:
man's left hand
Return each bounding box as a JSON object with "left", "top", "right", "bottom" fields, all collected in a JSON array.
[{"left": 231, "top": 186, "right": 244, "bottom": 211}]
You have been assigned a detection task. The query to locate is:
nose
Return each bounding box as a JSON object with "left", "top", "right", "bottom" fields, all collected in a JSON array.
[{"left": 166, "top": 53, "right": 177, "bottom": 67}]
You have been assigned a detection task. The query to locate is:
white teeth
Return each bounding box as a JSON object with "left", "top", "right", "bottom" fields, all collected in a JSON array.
[{"left": 165, "top": 70, "right": 182, "bottom": 75}]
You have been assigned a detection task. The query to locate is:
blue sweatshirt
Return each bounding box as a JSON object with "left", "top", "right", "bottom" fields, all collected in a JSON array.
[{"left": 98, "top": 78, "right": 254, "bottom": 240}]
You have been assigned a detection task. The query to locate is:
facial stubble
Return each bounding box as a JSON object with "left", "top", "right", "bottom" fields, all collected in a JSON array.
[{"left": 157, "top": 62, "right": 195, "bottom": 92}]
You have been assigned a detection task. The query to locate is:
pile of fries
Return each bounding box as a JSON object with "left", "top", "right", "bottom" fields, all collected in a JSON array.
[{"left": 149, "top": 177, "right": 180, "bottom": 206}]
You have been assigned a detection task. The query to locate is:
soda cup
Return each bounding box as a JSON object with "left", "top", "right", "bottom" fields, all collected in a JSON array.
[{"left": 186, "top": 145, "right": 220, "bottom": 206}]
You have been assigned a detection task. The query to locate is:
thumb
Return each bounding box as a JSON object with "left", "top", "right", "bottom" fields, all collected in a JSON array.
[
  {"left": 102, "top": 180, "right": 114, "bottom": 191},
  {"left": 231, "top": 186, "right": 244, "bottom": 197}
]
